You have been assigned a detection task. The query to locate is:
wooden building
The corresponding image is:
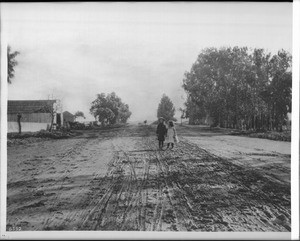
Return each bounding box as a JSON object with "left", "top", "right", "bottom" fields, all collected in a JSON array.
[
  {"left": 62, "top": 111, "right": 75, "bottom": 123},
  {"left": 7, "top": 100, "right": 62, "bottom": 133}
]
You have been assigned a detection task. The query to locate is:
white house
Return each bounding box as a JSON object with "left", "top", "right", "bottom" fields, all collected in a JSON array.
[{"left": 7, "top": 100, "right": 62, "bottom": 133}]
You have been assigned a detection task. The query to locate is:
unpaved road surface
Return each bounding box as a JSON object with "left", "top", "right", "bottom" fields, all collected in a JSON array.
[{"left": 6, "top": 124, "right": 290, "bottom": 231}]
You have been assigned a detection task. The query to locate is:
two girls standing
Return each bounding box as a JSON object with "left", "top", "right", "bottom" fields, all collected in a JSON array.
[{"left": 156, "top": 117, "right": 178, "bottom": 150}]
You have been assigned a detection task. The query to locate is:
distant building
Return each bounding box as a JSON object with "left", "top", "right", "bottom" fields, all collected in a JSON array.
[
  {"left": 63, "top": 111, "right": 75, "bottom": 123},
  {"left": 7, "top": 100, "right": 62, "bottom": 133}
]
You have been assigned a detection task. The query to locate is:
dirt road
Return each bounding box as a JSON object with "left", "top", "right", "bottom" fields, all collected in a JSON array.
[{"left": 6, "top": 124, "right": 290, "bottom": 231}]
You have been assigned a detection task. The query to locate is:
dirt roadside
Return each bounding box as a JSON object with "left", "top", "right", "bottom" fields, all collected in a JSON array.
[{"left": 6, "top": 124, "right": 290, "bottom": 231}]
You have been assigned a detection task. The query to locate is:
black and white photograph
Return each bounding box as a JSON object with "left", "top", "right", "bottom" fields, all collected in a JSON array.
[{"left": 0, "top": 1, "right": 298, "bottom": 240}]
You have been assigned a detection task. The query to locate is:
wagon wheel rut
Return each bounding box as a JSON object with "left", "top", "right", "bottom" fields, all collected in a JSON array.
[{"left": 6, "top": 125, "right": 290, "bottom": 231}]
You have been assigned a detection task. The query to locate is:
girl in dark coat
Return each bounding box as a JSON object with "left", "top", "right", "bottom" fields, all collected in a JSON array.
[{"left": 156, "top": 117, "right": 167, "bottom": 150}]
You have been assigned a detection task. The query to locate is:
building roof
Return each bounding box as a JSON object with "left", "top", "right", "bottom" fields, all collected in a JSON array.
[
  {"left": 63, "top": 111, "right": 74, "bottom": 116},
  {"left": 8, "top": 100, "right": 56, "bottom": 114}
]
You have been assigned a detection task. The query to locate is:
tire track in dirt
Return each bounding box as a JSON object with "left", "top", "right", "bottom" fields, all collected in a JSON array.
[
  {"left": 7, "top": 137, "right": 91, "bottom": 230},
  {"left": 7, "top": 132, "right": 116, "bottom": 231},
  {"left": 7, "top": 125, "right": 290, "bottom": 231},
  {"left": 152, "top": 136, "right": 291, "bottom": 231},
  {"left": 73, "top": 126, "right": 290, "bottom": 231},
  {"left": 73, "top": 131, "right": 179, "bottom": 231},
  {"left": 41, "top": 138, "right": 103, "bottom": 230}
]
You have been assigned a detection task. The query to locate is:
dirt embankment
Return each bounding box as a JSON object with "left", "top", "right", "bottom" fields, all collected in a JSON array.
[{"left": 6, "top": 124, "right": 290, "bottom": 231}]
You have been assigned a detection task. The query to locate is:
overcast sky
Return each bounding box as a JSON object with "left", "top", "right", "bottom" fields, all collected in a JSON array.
[{"left": 2, "top": 2, "right": 292, "bottom": 122}]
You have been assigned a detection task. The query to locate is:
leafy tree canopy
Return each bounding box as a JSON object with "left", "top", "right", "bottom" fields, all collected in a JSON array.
[
  {"left": 74, "top": 111, "right": 86, "bottom": 120},
  {"left": 157, "top": 94, "right": 176, "bottom": 122},
  {"left": 90, "top": 92, "right": 132, "bottom": 126},
  {"left": 182, "top": 47, "right": 292, "bottom": 131},
  {"left": 7, "top": 45, "right": 20, "bottom": 84}
]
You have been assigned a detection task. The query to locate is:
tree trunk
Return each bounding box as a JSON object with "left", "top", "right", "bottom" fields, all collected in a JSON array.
[
  {"left": 18, "top": 120, "right": 21, "bottom": 134},
  {"left": 49, "top": 114, "right": 54, "bottom": 132},
  {"left": 227, "top": 114, "right": 229, "bottom": 128}
]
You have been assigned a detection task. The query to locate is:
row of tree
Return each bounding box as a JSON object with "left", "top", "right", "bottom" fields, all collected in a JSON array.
[
  {"left": 182, "top": 47, "right": 292, "bottom": 131},
  {"left": 8, "top": 44, "right": 292, "bottom": 131}
]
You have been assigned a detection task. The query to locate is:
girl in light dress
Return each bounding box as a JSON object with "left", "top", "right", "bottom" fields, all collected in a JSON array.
[{"left": 166, "top": 120, "right": 177, "bottom": 150}]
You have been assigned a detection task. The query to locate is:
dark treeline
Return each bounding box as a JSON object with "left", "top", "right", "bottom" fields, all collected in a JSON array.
[{"left": 182, "top": 47, "right": 292, "bottom": 131}]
